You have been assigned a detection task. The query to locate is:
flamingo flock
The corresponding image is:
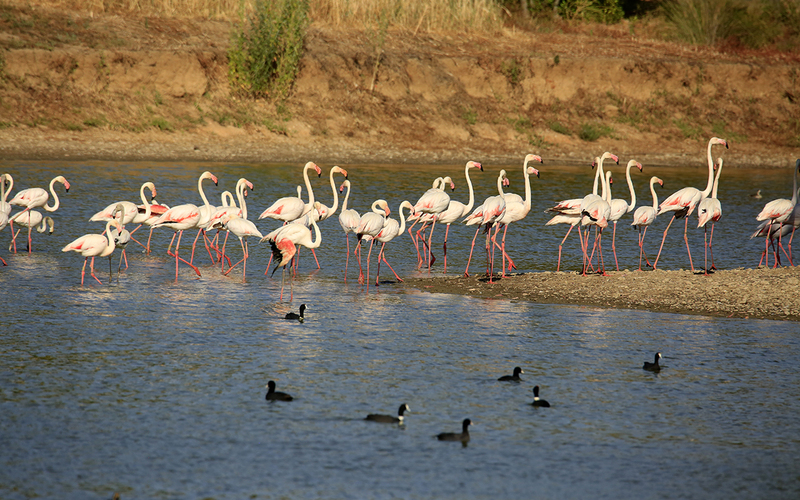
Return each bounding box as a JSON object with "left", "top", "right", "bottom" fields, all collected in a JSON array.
[{"left": 2, "top": 143, "right": 799, "bottom": 292}]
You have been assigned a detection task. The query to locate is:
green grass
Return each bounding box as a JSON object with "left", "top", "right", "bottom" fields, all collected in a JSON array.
[
  {"left": 579, "top": 122, "right": 613, "bottom": 141},
  {"left": 548, "top": 120, "right": 571, "bottom": 135},
  {"left": 674, "top": 118, "right": 703, "bottom": 139},
  {"left": 461, "top": 105, "right": 477, "bottom": 125},
  {"left": 150, "top": 117, "right": 173, "bottom": 131}
]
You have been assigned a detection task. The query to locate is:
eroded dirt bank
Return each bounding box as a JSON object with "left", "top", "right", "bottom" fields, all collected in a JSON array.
[{"left": 401, "top": 267, "right": 800, "bottom": 322}]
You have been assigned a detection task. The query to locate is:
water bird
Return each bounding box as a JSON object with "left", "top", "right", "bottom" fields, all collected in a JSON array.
[
  {"left": 285, "top": 304, "right": 306, "bottom": 322},
  {"left": 265, "top": 380, "right": 293, "bottom": 401},
  {"left": 498, "top": 366, "right": 524, "bottom": 382},
  {"left": 531, "top": 385, "right": 550, "bottom": 407},
  {"left": 365, "top": 404, "right": 409, "bottom": 424},
  {"left": 751, "top": 189, "right": 762, "bottom": 199},
  {"left": 437, "top": 418, "right": 472, "bottom": 443},
  {"left": 643, "top": 352, "right": 662, "bottom": 372}
]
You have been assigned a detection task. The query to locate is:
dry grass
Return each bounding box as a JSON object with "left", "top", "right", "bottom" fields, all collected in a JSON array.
[{"left": 23, "top": 0, "right": 503, "bottom": 31}]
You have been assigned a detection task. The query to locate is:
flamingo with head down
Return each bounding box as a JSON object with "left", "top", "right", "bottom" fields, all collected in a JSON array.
[
  {"left": 754, "top": 158, "right": 800, "bottom": 268},
  {"left": 263, "top": 205, "right": 323, "bottom": 300},
  {"left": 9, "top": 175, "right": 70, "bottom": 254}
]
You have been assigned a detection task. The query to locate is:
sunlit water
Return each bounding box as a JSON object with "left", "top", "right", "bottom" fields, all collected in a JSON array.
[{"left": 1, "top": 160, "right": 799, "bottom": 499}]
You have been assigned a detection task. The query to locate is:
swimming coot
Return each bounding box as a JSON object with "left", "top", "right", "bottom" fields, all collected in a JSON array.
[
  {"left": 285, "top": 304, "right": 306, "bottom": 322},
  {"left": 437, "top": 418, "right": 472, "bottom": 443},
  {"left": 365, "top": 403, "right": 410, "bottom": 424},
  {"left": 643, "top": 352, "right": 662, "bottom": 372},
  {"left": 498, "top": 366, "right": 524, "bottom": 382},
  {"left": 265, "top": 380, "right": 294, "bottom": 401},
  {"left": 531, "top": 385, "right": 550, "bottom": 407}
]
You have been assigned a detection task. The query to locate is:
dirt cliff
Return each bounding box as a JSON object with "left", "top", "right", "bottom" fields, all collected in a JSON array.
[{"left": 1, "top": 5, "right": 798, "bottom": 166}]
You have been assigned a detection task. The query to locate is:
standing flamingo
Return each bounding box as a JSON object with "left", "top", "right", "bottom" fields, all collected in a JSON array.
[
  {"left": 373, "top": 201, "right": 415, "bottom": 285},
  {"left": 653, "top": 137, "right": 728, "bottom": 271},
  {"left": 697, "top": 158, "right": 724, "bottom": 274},
  {"left": 413, "top": 175, "right": 453, "bottom": 273},
  {"left": 264, "top": 207, "right": 323, "bottom": 300},
  {"left": 0, "top": 173, "right": 13, "bottom": 218},
  {"left": 607, "top": 159, "right": 642, "bottom": 271},
  {"left": 8, "top": 211, "right": 54, "bottom": 253},
  {"left": 150, "top": 171, "right": 218, "bottom": 280},
  {"left": 407, "top": 176, "right": 454, "bottom": 268},
  {"left": 432, "top": 162, "right": 483, "bottom": 272},
  {"left": 463, "top": 170, "right": 509, "bottom": 279},
  {"left": 259, "top": 161, "right": 322, "bottom": 223},
  {"left": 8, "top": 175, "right": 70, "bottom": 254},
  {"left": 631, "top": 176, "right": 664, "bottom": 271},
  {"left": 355, "top": 199, "right": 391, "bottom": 286},
  {"left": 221, "top": 181, "right": 263, "bottom": 281},
  {"left": 62, "top": 212, "right": 122, "bottom": 285},
  {"left": 580, "top": 170, "right": 612, "bottom": 275},
  {"left": 206, "top": 178, "right": 252, "bottom": 264},
  {"left": 300, "top": 166, "right": 348, "bottom": 269},
  {"left": 493, "top": 154, "right": 542, "bottom": 276},
  {"left": 338, "top": 179, "right": 361, "bottom": 282},
  {"left": 755, "top": 158, "right": 800, "bottom": 268}
]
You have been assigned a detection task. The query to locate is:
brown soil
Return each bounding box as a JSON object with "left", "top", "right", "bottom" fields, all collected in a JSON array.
[
  {"left": 0, "top": 4, "right": 798, "bottom": 166},
  {"left": 2, "top": 5, "right": 799, "bottom": 322}
]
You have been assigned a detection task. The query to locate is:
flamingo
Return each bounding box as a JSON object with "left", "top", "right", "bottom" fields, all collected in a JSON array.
[
  {"left": 755, "top": 158, "right": 800, "bottom": 268},
  {"left": 221, "top": 181, "right": 263, "bottom": 281},
  {"left": 62, "top": 212, "right": 122, "bottom": 285},
  {"left": 607, "top": 159, "right": 643, "bottom": 271},
  {"left": 338, "top": 179, "right": 360, "bottom": 282},
  {"left": 546, "top": 153, "right": 617, "bottom": 272},
  {"left": 8, "top": 175, "right": 70, "bottom": 254},
  {"left": 373, "top": 200, "right": 415, "bottom": 285},
  {"left": 407, "top": 176, "right": 454, "bottom": 268},
  {"left": 300, "top": 166, "right": 348, "bottom": 269},
  {"left": 697, "top": 157, "right": 724, "bottom": 274},
  {"left": 110, "top": 204, "right": 132, "bottom": 273},
  {"left": 493, "top": 154, "right": 542, "bottom": 276},
  {"left": 0, "top": 173, "right": 13, "bottom": 217},
  {"left": 8, "top": 210, "right": 54, "bottom": 253},
  {"left": 264, "top": 207, "right": 323, "bottom": 300},
  {"left": 206, "top": 179, "right": 252, "bottom": 264},
  {"left": 631, "top": 176, "right": 664, "bottom": 271},
  {"left": 580, "top": 170, "right": 612, "bottom": 276},
  {"left": 150, "top": 171, "right": 218, "bottom": 280},
  {"left": 355, "top": 199, "right": 391, "bottom": 286},
  {"left": 138, "top": 199, "right": 169, "bottom": 255},
  {"left": 463, "top": 170, "right": 509, "bottom": 279},
  {"left": 92, "top": 181, "right": 157, "bottom": 250},
  {"left": 653, "top": 136, "right": 728, "bottom": 271},
  {"left": 259, "top": 161, "right": 322, "bottom": 223},
  {"left": 751, "top": 215, "right": 795, "bottom": 267},
  {"left": 413, "top": 174, "right": 453, "bottom": 272},
  {"left": 432, "top": 162, "right": 483, "bottom": 272}
]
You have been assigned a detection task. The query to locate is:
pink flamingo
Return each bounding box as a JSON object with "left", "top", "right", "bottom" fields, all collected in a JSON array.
[
  {"left": 463, "top": 170, "right": 508, "bottom": 279},
  {"left": 0, "top": 173, "right": 13, "bottom": 218},
  {"left": 151, "top": 171, "right": 218, "bottom": 280},
  {"left": 8, "top": 210, "right": 54, "bottom": 254},
  {"left": 8, "top": 175, "right": 70, "bottom": 254},
  {"left": 428, "top": 162, "right": 483, "bottom": 272},
  {"left": 413, "top": 175, "right": 453, "bottom": 273},
  {"left": 755, "top": 158, "right": 800, "bottom": 268},
  {"left": 697, "top": 158, "right": 724, "bottom": 274},
  {"left": 259, "top": 161, "right": 322, "bottom": 223},
  {"left": 91, "top": 181, "right": 156, "bottom": 250},
  {"left": 337, "top": 179, "right": 361, "bottom": 282},
  {"left": 299, "top": 166, "right": 348, "bottom": 269},
  {"left": 607, "top": 159, "right": 643, "bottom": 271},
  {"left": 407, "top": 176, "right": 453, "bottom": 268},
  {"left": 355, "top": 199, "right": 391, "bottom": 286},
  {"left": 221, "top": 185, "right": 262, "bottom": 282},
  {"left": 631, "top": 176, "right": 664, "bottom": 271},
  {"left": 654, "top": 136, "right": 728, "bottom": 271},
  {"left": 207, "top": 179, "right": 252, "bottom": 264},
  {"left": 62, "top": 213, "right": 122, "bottom": 285},
  {"left": 493, "top": 154, "right": 542, "bottom": 276},
  {"left": 373, "top": 200, "right": 415, "bottom": 285},
  {"left": 751, "top": 216, "right": 795, "bottom": 267},
  {"left": 580, "top": 170, "right": 612, "bottom": 276},
  {"left": 265, "top": 209, "right": 322, "bottom": 300}
]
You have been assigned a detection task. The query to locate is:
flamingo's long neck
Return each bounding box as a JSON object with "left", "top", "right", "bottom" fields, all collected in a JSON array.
[
  {"left": 104, "top": 220, "right": 117, "bottom": 252},
  {"left": 44, "top": 177, "right": 60, "bottom": 212},
  {"left": 523, "top": 163, "right": 534, "bottom": 211},
  {"left": 140, "top": 182, "right": 153, "bottom": 220},
  {"left": 397, "top": 203, "right": 409, "bottom": 235},
  {"left": 792, "top": 159, "right": 800, "bottom": 205},
  {"left": 328, "top": 170, "right": 340, "bottom": 215},
  {"left": 307, "top": 219, "right": 322, "bottom": 249},
  {"left": 702, "top": 139, "right": 716, "bottom": 199},
  {"left": 236, "top": 179, "right": 248, "bottom": 220},
  {"left": 601, "top": 170, "right": 610, "bottom": 202},
  {"left": 304, "top": 164, "right": 316, "bottom": 209},
  {"left": 341, "top": 182, "right": 351, "bottom": 212},
  {"left": 463, "top": 165, "right": 476, "bottom": 213},
  {"left": 625, "top": 162, "right": 637, "bottom": 212},
  {"left": 496, "top": 172, "right": 506, "bottom": 197},
  {"left": 593, "top": 157, "right": 604, "bottom": 196},
  {"left": 650, "top": 179, "right": 660, "bottom": 211},
  {"left": 1, "top": 174, "right": 10, "bottom": 202},
  {"left": 198, "top": 174, "right": 213, "bottom": 210},
  {"left": 711, "top": 160, "right": 723, "bottom": 199}
]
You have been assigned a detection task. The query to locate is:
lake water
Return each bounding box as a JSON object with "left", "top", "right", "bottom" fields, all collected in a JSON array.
[{"left": 1, "top": 159, "right": 799, "bottom": 499}]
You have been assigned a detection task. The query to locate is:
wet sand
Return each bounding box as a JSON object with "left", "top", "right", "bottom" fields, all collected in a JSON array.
[{"left": 401, "top": 267, "right": 800, "bottom": 322}]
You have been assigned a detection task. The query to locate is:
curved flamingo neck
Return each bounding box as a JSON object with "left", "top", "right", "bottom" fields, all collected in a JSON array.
[
  {"left": 308, "top": 219, "right": 322, "bottom": 249},
  {"left": 44, "top": 177, "right": 61, "bottom": 212},
  {"left": 593, "top": 157, "right": 603, "bottom": 195},
  {"left": 650, "top": 178, "right": 660, "bottom": 211},
  {"left": 303, "top": 163, "right": 316, "bottom": 208},
  {"left": 711, "top": 160, "right": 723, "bottom": 199},
  {"left": 328, "top": 170, "right": 340, "bottom": 215},
  {"left": 601, "top": 170, "right": 610, "bottom": 202},
  {"left": 792, "top": 160, "right": 800, "bottom": 205},
  {"left": 140, "top": 182, "right": 154, "bottom": 220},
  {"left": 702, "top": 139, "right": 717, "bottom": 198},
  {"left": 197, "top": 174, "right": 213, "bottom": 210},
  {"left": 341, "top": 181, "right": 351, "bottom": 212},
  {"left": 496, "top": 171, "right": 506, "bottom": 197},
  {"left": 398, "top": 202, "right": 410, "bottom": 235},
  {"left": 625, "top": 162, "right": 637, "bottom": 211},
  {"left": 1, "top": 174, "right": 12, "bottom": 202},
  {"left": 236, "top": 179, "right": 248, "bottom": 220},
  {"left": 464, "top": 164, "right": 476, "bottom": 213},
  {"left": 522, "top": 163, "right": 535, "bottom": 211}
]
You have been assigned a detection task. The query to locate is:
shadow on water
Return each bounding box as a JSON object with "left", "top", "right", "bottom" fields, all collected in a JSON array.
[{"left": 1, "top": 160, "right": 799, "bottom": 499}]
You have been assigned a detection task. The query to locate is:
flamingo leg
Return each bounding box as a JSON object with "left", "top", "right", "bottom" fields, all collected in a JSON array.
[
  {"left": 653, "top": 214, "right": 677, "bottom": 270},
  {"left": 598, "top": 230, "right": 608, "bottom": 276},
  {"left": 0, "top": 255, "right": 5, "bottom": 266},
  {"left": 703, "top": 226, "right": 710, "bottom": 275},
  {"left": 365, "top": 239, "right": 376, "bottom": 287},
  {"left": 382, "top": 247, "right": 403, "bottom": 282},
  {"left": 464, "top": 226, "right": 481, "bottom": 277},
  {"left": 357, "top": 238, "right": 365, "bottom": 284},
  {"left": 311, "top": 248, "right": 321, "bottom": 269},
  {"left": 641, "top": 227, "right": 653, "bottom": 269},
  {"left": 442, "top": 224, "right": 451, "bottom": 273},
  {"left": 80, "top": 257, "right": 88, "bottom": 285},
  {"left": 27, "top": 224, "right": 33, "bottom": 254},
  {"left": 344, "top": 234, "right": 350, "bottom": 282},
  {"left": 788, "top": 226, "right": 797, "bottom": 266},
  {"left": 682, "top": 216, "right": 695, "bottom": 272},
  {"left": 556, "top": 224, "right": 575, "bottom": 272},
  {"left": 427, "top": 220, "right": 437, "bottom": 272},
  {"left": 375, "top": 242, "right": 385, "bottom": 286},
  {"left": 637, "top": 227, "right": 644, "bottom": 271},
  {"left": 612, "top": 222, "right": 619, "bottom": 271},
  {"left": 9, "top": 220, "right": 17, "bottom": 253},
  {"left": 764, "top": 220, "right": 773, "bottom": 268},
  {"left": 145, "top": 227, "right": 155, "bottom": 254},
  {"left": 221, "top": 231, "right": 230, "bottom": 272},
  {"left": 89, "top": 256, "right": 103, "bottom": 285},
  {"left": 406, "top": 219, "right": 421, "bottom": 266}
]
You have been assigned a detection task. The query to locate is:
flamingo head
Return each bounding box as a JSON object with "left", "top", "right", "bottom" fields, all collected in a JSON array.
[
  {"left": 244, "top": 189, "right": 249, "bottom": 198},
  {"left": 55, "top": 176, "right": 71, "bottom": 192},
  {"left": 591, "top": 157, "right": 599, "bottom": 169},
  {"left": 443, "top": 176, "right": 455, "bottom": 192},
  {"left": 527, "top": 166, "right": 540, "bottom": 178},
  {"left": 654, "top": 177, "right": 664, "bottom": 187},
  {"left": 376, "top": 199, "right": 390, "bottom": 216},
  {"left": 503, "top": 177, "right": 510, "bottom": 187},
  {"left": 146, "top": 182, "right": 157, "bottom": 200},
  {"left": 467, "top": 161, "right": 483, "bottom": 171},
  {"left": 525, "top": 154, "right": 543, "bottom": 165},
  {"left": 332, "top": 166, "right": 349, "bottom": 179},
  {"left": 636, "top": 161, "right": 643, "bottom": 172},
  {"left": 601, "top": 152, "right": 619, "bottom": 164},
  {"left": 339, "top": 179, "right": 350, "bottom": 193},
  {"left": 309, "top": 162, "right": 322, "bottom": 177},
  {"left": 711, "top": 137, "right": 729, "bottom": 149}
]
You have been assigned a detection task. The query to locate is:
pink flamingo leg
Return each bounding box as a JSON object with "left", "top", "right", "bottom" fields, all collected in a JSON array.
[
  {"left": 611, "top": 222, "right": 619, "bottom": 271},
  {"left": 653, "top": 214, "right": 677, "bottom": 270},
  {"left": 464, "top": 226, "right": 481, "bottom": 277},
  {"left": 80, "top": 257, "right": 88, "bottom": 285},
  {"left": 682, "top": 217, "right": 695, "bottom": 272},
  {"left": 311, "top": 248, "right": 321, "bottom": 269},
  {"left": 442, "top": 224, "right": 450, "bottom": 273},
  {"left": 365, "top": 239, "right": 376, "bottom": 287},
  {"left": 427, "top": 220, "right": 437, "bottom": 273},
  {"left": 556, "top": 225, "right": 574, "bottom": 272},
  {"left": 343, "top": 234, "right": 350, "bottom": 282},
  {"left": 89, "top": 256, "right": 103, "bottom": 285}
]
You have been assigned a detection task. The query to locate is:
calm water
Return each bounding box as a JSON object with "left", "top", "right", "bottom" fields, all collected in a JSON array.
[{"left": 1, "top": 160, "right": 799, "bottom": 499}]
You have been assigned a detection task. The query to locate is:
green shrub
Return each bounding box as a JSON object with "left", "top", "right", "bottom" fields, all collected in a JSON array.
[
  {"left": 548, "top": 120, "right": 571, "bottom": 135},
  {"left": 558, "top": 0, "right": 624, "bottom": 24},
  {"left": 579, "top": 121, "right": 613, "bottom": 141},
  {"left": 228, "top": 0, "right": 309, "bottom": 98}
]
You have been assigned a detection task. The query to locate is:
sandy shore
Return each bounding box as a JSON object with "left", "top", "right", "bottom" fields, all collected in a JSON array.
[{"left": 401, "top": 267, "right": 800, "bottom": 322}]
